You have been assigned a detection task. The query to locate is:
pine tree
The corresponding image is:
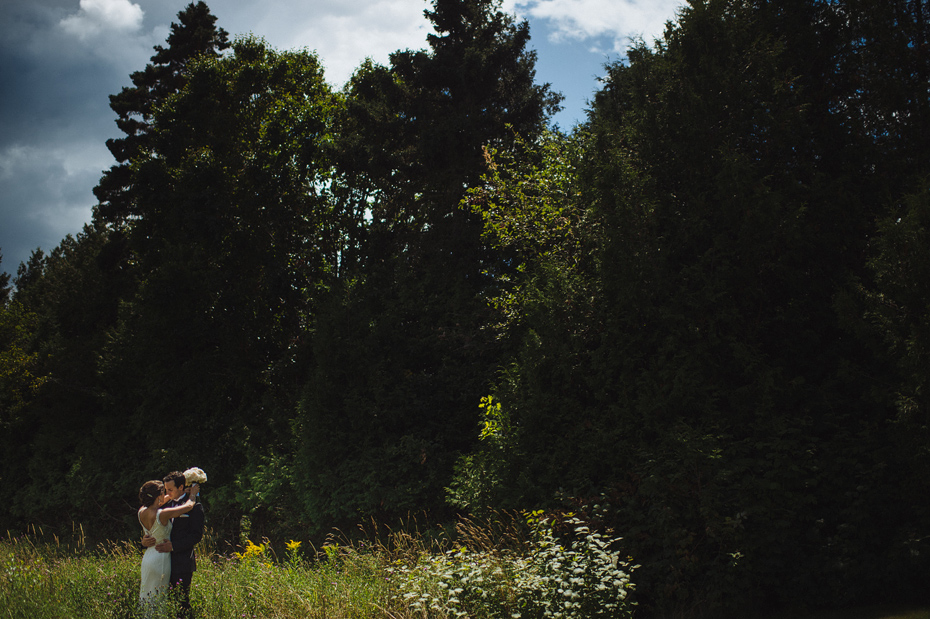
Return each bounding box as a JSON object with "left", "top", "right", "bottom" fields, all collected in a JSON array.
[
  {"left": 297, "top": 0, "right": 561, "bottom": 528},
  {"left": 98, "top": 37, "right": 338, "bottom": 533},
  {"left": 0, "top": 251, "right": 11, "bottom": 305},
  {"left": 93, "top": 1, "right": 229, "bottom": 226}
]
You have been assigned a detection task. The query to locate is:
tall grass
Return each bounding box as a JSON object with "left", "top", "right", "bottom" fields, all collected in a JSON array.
[
  {"left": 0, "top": 512, "right": 633, "bottom": 619},
  {"left": 1, "top": 524, "right": 395, "bottom": 619},
  {"left": 3, "top": 517, "right": 928, "bottom": 619},
  {"left": 2, "top": 511, "right": 641, "bottom": 619},
  {"left": 1, "top": 524, "right": 142, "bottom": 619}
]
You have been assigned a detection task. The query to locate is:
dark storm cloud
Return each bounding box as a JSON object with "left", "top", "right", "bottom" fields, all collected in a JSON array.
[
  {"left": 0, "top": 141, "right": 103, "bottom": 271},
  {"left": 0, "top": 0, "right": 161, "bottom": 274}
]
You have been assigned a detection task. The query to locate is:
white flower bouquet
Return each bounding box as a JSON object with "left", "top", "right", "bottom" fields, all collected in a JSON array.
[{"left": 184, "top": 467, "right": 208, "bottom": 485}]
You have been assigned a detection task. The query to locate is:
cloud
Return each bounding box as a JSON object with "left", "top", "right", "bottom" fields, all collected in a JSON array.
[
  {"left": 517, "top": 0, "right": 680, "bottom": 52},
  {"left": 0, "top": 0, "right": 687, "bottom": 274},
  {"left": 0, "top": 141, "right": 103, "bottom": 270},
  {"left": 60, "top": 0, "right": 144, "bottom": 41},
  {"left": 222, "top": 0, "right": 429, "bottom": 86}
]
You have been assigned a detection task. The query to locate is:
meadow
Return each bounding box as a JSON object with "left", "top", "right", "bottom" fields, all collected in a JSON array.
[
  {"left": 3, "top": 517, "right": 927, "bottom": 619},
  {"left": 0, "top": 513, "right": 636, "bottom": 619}
]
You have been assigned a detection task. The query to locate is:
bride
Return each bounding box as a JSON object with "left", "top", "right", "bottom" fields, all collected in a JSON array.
[{"left": 137, "top": 479, "right": 199, "bottom": 603}]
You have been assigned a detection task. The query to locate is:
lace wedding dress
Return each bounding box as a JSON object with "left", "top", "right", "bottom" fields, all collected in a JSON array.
[{"left": 139, "top": 509, "right": 172, "bottom": 602}]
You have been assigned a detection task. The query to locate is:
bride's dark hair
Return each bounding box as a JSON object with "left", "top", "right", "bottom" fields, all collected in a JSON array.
[{"left": 139, "top": 480, "right": 164, "bottom": 507}]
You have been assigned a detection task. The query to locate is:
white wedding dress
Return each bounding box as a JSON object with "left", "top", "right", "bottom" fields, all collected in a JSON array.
[{"left": 139, "top": 509, "right": 172, "bottom": 602}]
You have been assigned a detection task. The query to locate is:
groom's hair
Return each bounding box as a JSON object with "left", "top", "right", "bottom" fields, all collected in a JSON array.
[{"left": 164, "top": 471, "right": 186, "bottom": 490}]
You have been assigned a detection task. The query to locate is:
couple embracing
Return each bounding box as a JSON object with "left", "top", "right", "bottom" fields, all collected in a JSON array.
[{"left": 137, "top": 468, "right": 207, "bottom": 616}]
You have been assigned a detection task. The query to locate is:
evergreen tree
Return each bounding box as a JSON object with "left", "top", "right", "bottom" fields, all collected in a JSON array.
[
  {"left": 0, "top": 251, "right": 10, "bottom": 306},
  {"left": 13, "top": 250, "right": 46, "bottom": 297},
  {"left": 93, "top": 1, "right": 229, "bottom": 227},
  {"left": 296, "top": 0, "right": 561, "bottom": 529},
  {"left": 100, "top": 36, "right": 338, "bottom": 535},
  {"left": 853, "top": 0, "right": 930, "bottom": 588},
  {"left": 2, "top": 2, "right": 234, "bottom": 534},
  {"left": 0, "top": 227, "right": 126, "bottom": 530},
  {"left": 459, "top": 0, "right": 929, "bottom": 614}
]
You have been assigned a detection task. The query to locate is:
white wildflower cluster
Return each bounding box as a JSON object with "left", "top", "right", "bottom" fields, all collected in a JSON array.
[
  {"left": 388, "top": 514, "right": 636, "bottom": 619},
  {"left": 513, "top": 516, "right": 637, "bottom": 619},
  {"left": 389, "top": 547, "right": 515, "bottom": 618}
]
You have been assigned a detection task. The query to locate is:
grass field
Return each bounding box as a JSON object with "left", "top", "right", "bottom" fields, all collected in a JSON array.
[
  {"left": 2, "top": 523, "right": 926, "bottom": 619},
  {"left": 1, "top": 516, "right": 638, "bottom": 619}
]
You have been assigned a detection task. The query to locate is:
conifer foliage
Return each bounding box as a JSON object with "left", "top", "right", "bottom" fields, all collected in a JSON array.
[
  {"left": 2, "top": 1, "right": 930, "bottom": 615},
  {"left": 93, "top": 1, "right": 230, "bottom": 226},
  {"left": 457, "top": 0, "right": 930, "bottom": 615},
  {"left": 294, "top": 0, "right": 560, "bottom": 529}
]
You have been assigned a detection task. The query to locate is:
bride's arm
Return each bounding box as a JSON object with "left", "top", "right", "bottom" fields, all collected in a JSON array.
[{"left": 157, "top": 484, "right": 199, "bottom": 525}]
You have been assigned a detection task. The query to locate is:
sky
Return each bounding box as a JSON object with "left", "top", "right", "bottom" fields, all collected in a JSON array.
[{"left": 0, "top": 0, "right": 685, "bottom": 276}]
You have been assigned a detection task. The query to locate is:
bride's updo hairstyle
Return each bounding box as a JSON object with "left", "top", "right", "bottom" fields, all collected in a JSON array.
[{"left": 139, "top": 480, "right": 164, "bottom": 507}]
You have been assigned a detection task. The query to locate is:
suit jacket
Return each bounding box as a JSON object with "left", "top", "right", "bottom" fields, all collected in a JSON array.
[{"left": 165, "top": 496, "right": 205, "bottom": 575}]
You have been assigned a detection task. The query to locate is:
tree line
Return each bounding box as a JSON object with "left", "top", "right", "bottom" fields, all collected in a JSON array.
[{"left": 2, "top": 0, "right": 930, "bottom": 616}]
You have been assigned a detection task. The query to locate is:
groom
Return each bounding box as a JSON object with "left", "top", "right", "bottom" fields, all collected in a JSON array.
[{"left": 142, "top": 470, "right": 205, "bottom": 618}]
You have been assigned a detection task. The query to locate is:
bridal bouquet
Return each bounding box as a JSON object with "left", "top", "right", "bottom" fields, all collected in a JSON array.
[{"left": 184, "top": 467, "right": 208, "bottom": 485}]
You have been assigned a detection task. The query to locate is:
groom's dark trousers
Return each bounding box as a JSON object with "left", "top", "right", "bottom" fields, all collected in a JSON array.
[{"left": 167, "top": 498, "right": 205, "bottom": 619}]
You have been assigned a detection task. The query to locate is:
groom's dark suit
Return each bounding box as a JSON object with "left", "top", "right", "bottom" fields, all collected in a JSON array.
[{"left": 165, "top": 494, "right": 204, "bottom": 618}]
